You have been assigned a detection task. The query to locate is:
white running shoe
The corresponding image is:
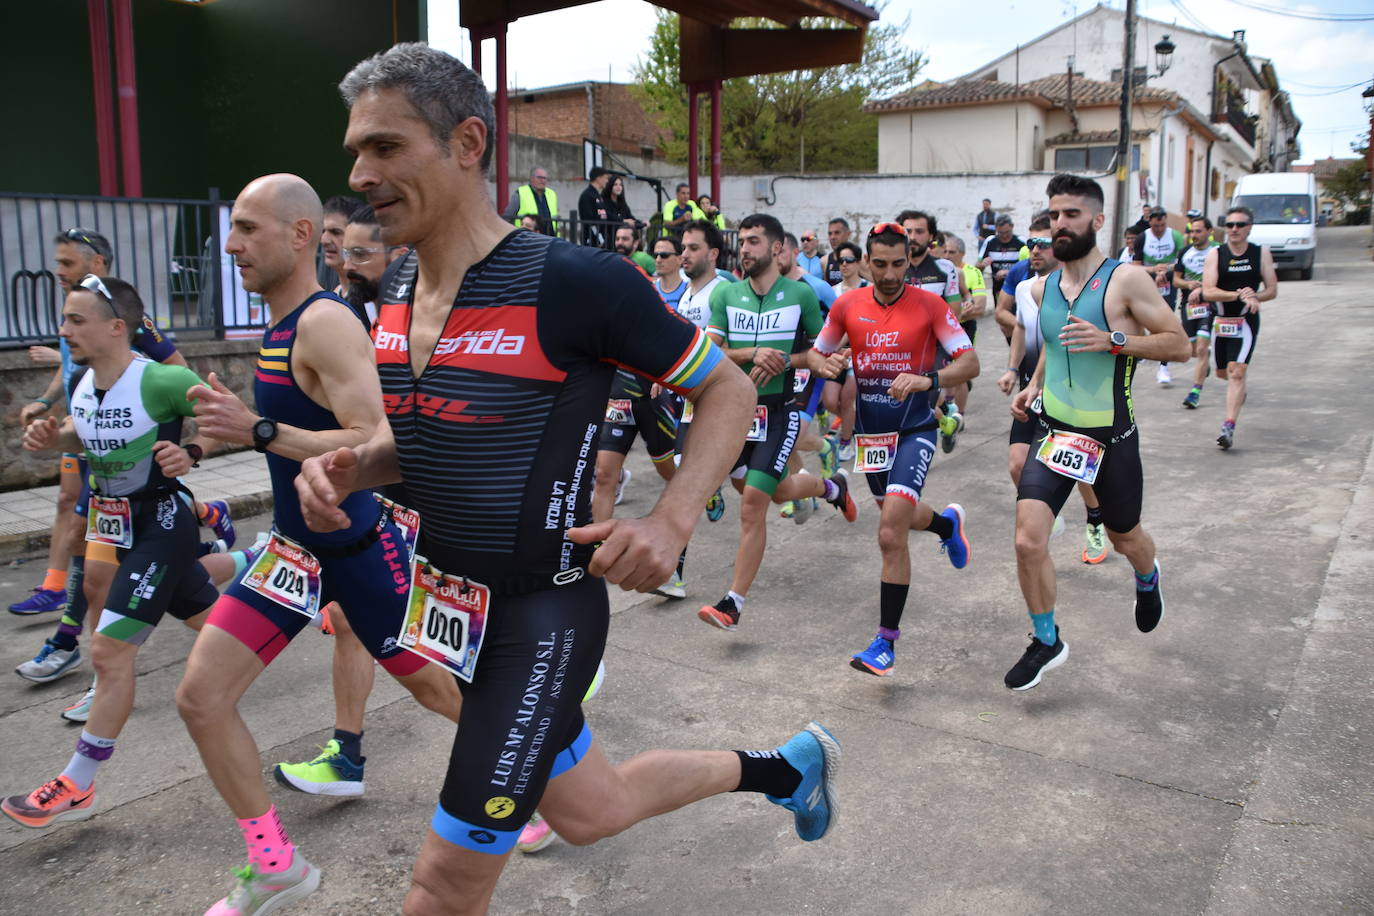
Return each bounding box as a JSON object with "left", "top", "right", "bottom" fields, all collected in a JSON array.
[
  {"left": 614, "top": 468, "right": 632, "bottom": 505},
  {"left": 1156, "top": 364, "right": 1172, "bottom": 387}
]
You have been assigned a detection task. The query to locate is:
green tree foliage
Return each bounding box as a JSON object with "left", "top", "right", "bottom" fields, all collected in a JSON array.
[
  {"left": 632, "top": 7, "right": 925, "bottom": 174},
  {"left": 1326, "top": 160, "right": 1369, "bottom": 212}
]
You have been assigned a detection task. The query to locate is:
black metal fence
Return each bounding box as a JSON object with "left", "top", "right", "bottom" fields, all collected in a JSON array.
[
  {"left": 1, "top": 194, "right": 740, "bottom": 348},
  {"left": 0, "top": 190, "right": 232, "bottom": 346}
]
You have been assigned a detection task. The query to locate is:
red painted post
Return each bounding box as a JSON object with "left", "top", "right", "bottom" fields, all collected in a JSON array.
[
  {"left": 111, "top": 0, "right": 142, "bottom": 197},
  {"left": 87, "top": 0, "right": 118, "bottom": 196},
  {"left": 494, "top": 22, "right": 509, "bottom": 211}
]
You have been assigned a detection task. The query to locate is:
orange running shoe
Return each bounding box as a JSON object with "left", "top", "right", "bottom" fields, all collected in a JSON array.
[{"left": 2, "top": 774, "right": 96, "bottom": 829}]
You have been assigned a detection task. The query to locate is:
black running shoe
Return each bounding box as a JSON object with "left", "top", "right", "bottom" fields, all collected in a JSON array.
[
  {"left": 1004, "top": 627, "right": 1068, "bottom": 690},
  {"left": 1134, "top": 560, "right": 1164, "bottom": 633},
  {"left": 698, "top": 595, "right": 740, "bottom": 630}
]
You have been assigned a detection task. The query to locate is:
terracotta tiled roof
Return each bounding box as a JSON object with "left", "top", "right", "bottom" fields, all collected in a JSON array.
[
  {"left": 1025, "top": 74, "right": 1176, "bottom": 106},
  {"left": 1044, "top": 128, "right": 1153, "bottom": 146},
  {"left": 865, "top": 73, "right": 1177, "bottom": 114},
  {"left": 1310, "top": 157, "right": 1361, "bottom": 180},
  {"left": 863, "top": 79, "right": 1043, "bottom": 112}
]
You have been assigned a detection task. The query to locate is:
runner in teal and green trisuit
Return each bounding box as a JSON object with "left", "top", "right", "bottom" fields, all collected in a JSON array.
[{"left": 1005, "top": 175, "right": 1190, "bottom": 691}]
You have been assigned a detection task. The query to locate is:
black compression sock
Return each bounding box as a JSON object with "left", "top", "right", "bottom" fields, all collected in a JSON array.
[
  {"left": 732, "top": 749, "right": 802, "bottom": 798},
  {"left": 879, "top": 581, "right": 910, "bottom": 631},
  {"left": 1086, "top": 505, "right": 1103, "bottom": 527},
  {"left": 333, "top": 729, "right": 364, "bottom": 763},
  {"left": 925, "top": 512, "right": 954, "bottom": 540},
  {"left": 676, "top": 548, "right": 686, "bottom": 579}
]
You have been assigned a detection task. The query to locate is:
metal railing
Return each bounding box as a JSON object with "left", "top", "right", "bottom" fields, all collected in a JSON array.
[
  {"left": 1, "top": 194, "right": 741, "bottom": 349},
  {"left": 537, "top": 215, "right": 740, "bottom": 273},
  {"left": 0, "top": 190, "right": 228, "bottom": 346}
]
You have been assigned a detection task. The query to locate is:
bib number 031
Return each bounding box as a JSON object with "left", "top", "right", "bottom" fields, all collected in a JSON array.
[{"left": 1035, "top": 429, "right": 1105, "bottom": 485}]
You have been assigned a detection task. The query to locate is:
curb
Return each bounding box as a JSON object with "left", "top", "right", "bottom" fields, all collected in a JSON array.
[{"left": 0, "top": 490, "right": 276, "bottom": 564}]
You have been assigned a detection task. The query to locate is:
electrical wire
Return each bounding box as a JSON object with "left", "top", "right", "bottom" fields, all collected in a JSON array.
[
  {"left": 1287, "top": 83, "right": 1368, "bottom": 97},
  {"left": 1216, "top": 0, "right": 1374, "bottom": 22}
]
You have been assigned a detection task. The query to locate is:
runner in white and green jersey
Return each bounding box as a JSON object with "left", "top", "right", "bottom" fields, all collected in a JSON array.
[
  {"left": 697, "top": 214, "right": 858, "bottom": 631},
  {"left": 1173, "top": 216, "right": 1218, "bottom": 408},
  {"left": 1137, "top": 207, "right": 1187, "bottom": 387},
  {"left": 4, "top": 275, "right": 221, "bottom": 831}
]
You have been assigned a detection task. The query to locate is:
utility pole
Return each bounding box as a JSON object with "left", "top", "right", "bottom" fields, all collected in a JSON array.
[{"left": 1112, "top": 0, "right": 1137, "bottom": 250}]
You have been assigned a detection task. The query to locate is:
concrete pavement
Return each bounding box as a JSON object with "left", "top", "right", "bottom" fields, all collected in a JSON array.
[{"left": 0, "top": 226, "right": 1369, "bottom": 914}]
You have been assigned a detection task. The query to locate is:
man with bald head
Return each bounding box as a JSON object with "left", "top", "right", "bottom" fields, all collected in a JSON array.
[{"left": 174, "top": 174, "right": 461, "bottom": 915}]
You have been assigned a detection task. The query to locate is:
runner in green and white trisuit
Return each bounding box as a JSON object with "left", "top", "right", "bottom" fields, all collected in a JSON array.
[
  {"left": 1135, "top": 206, "right": 1187, "bottom": 387},
  {"left": 697, "top": 213, "right": 858, "bottom": 631},
  {"left": 1173, "top": 216, "right": 1218, "bottom": 409},
  {"left": 3, "top": 275, "right": 222, "bottom": 830}
]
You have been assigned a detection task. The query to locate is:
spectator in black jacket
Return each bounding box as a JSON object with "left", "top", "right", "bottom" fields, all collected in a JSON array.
[
  {"left": 604, "top": 175, "right": 636, "bottom": 227},
  {"left": 578, "top": 166, "right": 612, "bottom": 246}
]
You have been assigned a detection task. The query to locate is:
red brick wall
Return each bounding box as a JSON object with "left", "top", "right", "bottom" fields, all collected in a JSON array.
[{"left": 508, "top": 83, "right": 663, "bottom": 159}]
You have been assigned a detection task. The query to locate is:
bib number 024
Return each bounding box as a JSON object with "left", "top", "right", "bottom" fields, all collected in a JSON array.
[{"left": 240, "top": 532, "right": 323, "bottom": 618}]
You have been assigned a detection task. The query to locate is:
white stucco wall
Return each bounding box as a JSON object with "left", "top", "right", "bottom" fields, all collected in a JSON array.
[{"left": 880, "top": 104, "right": 1048, "bottom": 173}]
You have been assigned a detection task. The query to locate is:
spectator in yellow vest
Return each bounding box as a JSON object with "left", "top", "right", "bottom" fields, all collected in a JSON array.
[{"left": 501, "top": 166, "right": 558, "bottom": 235}]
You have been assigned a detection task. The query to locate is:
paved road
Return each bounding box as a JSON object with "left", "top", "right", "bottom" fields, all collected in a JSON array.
[{"left": 1, "top": 228, "right": 1370, "bottom": 914}]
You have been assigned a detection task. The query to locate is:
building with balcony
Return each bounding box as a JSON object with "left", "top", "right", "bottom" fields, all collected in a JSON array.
[{"left": 865, "top": 4, "right": 1301, "bottom": 223}]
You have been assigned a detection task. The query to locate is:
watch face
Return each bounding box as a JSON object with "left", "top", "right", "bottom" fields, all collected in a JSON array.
[{"left": 254, "top": 419, "right": 275, "bottom": 439}]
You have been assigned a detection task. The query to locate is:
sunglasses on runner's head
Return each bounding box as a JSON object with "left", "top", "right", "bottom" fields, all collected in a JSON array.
[
  {"left": 1224, "top": 221, "right": 1251, "bottom": 229},
  {"left": 63, "top": 228, "right": 113, "bottom": 260},
  {"left": 868, "top": 222, "right": 906, "bottom": 238},
  {"left": 838, "top": 256, "right": 860, "bottom": 264},
  {"left": 1028, "top": 237, "right": 1053, "bottom": 249},
  {"left": 77, "top": 274, "right": 118, "bottom": 316}
]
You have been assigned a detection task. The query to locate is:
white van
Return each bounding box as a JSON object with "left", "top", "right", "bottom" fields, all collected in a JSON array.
[{"left": 1231, "top": 172, "right": 1318, "bottom": 279}]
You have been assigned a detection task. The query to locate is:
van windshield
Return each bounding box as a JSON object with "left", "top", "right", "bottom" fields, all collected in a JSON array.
[{"left": 1234, "top": 194, "right": 1312, "bottom": 225}]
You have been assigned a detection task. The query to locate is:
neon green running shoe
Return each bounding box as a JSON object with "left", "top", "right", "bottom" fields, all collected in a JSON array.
[{"left": 273, "top": 739, "right": 365, "bottom": 797}]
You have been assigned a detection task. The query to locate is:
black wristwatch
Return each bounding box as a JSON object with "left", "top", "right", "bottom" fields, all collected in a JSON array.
[
  {"left": 252, "top": 417, "right": 279, "bottom": 453},
  {"left": 925, "top": 370, "right": 941, "bottom": 390}
]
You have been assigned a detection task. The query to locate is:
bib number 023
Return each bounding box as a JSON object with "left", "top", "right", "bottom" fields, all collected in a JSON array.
[{"left": 85, "top": 495, "right": 133, "bottom": 549}]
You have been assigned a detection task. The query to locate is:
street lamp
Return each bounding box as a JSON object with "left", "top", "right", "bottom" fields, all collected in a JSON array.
[{"left": 1153, "top": 35, "right": 1175, "bottom": 78}]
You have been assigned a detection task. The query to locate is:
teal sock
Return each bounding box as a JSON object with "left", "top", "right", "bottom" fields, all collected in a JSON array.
[
  {"left": 230, "top": 549, "right": 254, "bottom": 580},
  {"left": 1030, "top": 610, "right": 1057, "bottom": 646},
  {"left": 1134, "top": 565, "right": 1158, "bottom": 592}
]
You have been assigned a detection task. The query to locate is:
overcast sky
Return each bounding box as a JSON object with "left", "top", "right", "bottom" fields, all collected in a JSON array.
[{"left": 426, "top": 0, "right": 1372, "bottom": 163}]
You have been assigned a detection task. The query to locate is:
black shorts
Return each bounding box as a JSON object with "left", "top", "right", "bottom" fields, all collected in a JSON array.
[
  {"left": 598, "top": 391, "right": 678, "bottom": 463},
  {"left": 732, "top": 401, "right": 799, "bottom": 497},
  {"left": 1213, "top": 311, "right": 1260, "bottom": 369},
  {"left": 431, "top": 575, "right": 608, "bottom": 855},
  {"left": 1016, "top": 420, "right": 1143, "bottom": 533},
  {"left": 95, "top": 492, "right": 218, "bottom": 645},
  {"left": 960, "top": 319, "right": 978, "bottom": 346},
  {"left": 1009, "top": 414, "right": 1039, "bottom": 446}
]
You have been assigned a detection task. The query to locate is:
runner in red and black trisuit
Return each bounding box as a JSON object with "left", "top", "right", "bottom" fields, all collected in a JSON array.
[{"left": 296, "top": 44, "right": 843, "bottom": 916}]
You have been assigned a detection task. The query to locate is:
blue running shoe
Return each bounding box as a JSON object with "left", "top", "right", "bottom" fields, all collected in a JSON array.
[
  {"left": 938, "top": 503, "right": 970, "bottom": 570},
  {"left": 200, "top": 500, "right": 236, "bottom": 550},
  {"left": 704, "top": 486, "right": 725, "bottom": 523},
  {"left": 766, "top": 722, "right": 841, "bottom": 841},
  {"left": 850, "top": 634, "right": 895, "bottom": 676},
  {"left": 8, "top": 588, "right": 66, "bottom": 616}
]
